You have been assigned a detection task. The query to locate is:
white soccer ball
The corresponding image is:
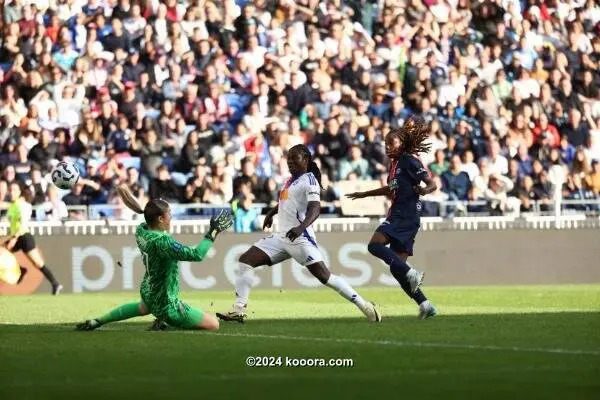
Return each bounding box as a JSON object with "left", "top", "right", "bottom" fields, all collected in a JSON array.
[{"left": 51, "top": 161, "right": 80, "bottom": 190}]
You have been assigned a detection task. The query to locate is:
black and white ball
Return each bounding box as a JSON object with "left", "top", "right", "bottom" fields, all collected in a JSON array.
[{"left": 51, "top": 161, "right": 80, "bottom": 190}]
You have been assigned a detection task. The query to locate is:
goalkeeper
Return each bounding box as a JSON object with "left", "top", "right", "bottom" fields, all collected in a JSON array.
[{"left": 75, "top": 185, "right": 233, "bottom": 331}]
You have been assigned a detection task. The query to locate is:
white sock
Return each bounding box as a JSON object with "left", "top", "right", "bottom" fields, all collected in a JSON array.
[
  {"left": 234, "top": 263, "right": 255, "bottom": 309},
  {"left": 419, "top": 300, "right": 431, "bottom": 310},
  {"left": 326, "top": 274, "right": 367, "bottom": 309}
]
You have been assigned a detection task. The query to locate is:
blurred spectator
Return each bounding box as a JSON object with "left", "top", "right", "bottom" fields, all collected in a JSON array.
[
  {"left": 0, "top": 0, "right": 598, "bottom": 221},
  {"left": 486, "top": 140, "right": 509, "bottom": 176},
  {"left": 485, "top": 173, "right": 520, "bottom": 216},
  {"left": 441, "top": 155, "right": 471, "bottom": 201},
  {"left": 233, "top": 157, "right": 262, "bottom": 199},
  {"left": 585, "top": 161, "right": 600, "bottom": 195},
  {"left": 533, "top": 171, "right": 554, "bottom": 212},
  {"left": 461, "top": 151, "right": 479, "bottom": 181},
  {"left": 518, "top": 176, "right": 536, "bottom": 213},
  {"left": 319, "top": 173, "right": 341, "bottom": 214},
  {"left": 359, "top": 125, "right": 386, "bottom": 176},
  {"left": 284, "top": 72, "right": 313, "bottom": 115},
  {"left": 563, "top": 109, "right": 591, "bottom": 148},
  {"left": 28, "top": 130, "right": 58, "bottom": 172},
  {"left": 572, "top": 147, "right": 592, "bottom": 179},
  {"left": 429, "top": 150, "right": 449, "bottom": 177},
  {"left": 62, "top": 178, "right": 102, "bottom": 219},
  {"left": 149, "top": 164, "right": 181, "bottom": 203},
  {"left": 43, "top": 185, "right": 69, "bottom": 221},
  {"left": 234, "top": 194, "right": 259, "bottom": 233},
  {"left": 183, "top": 165, "right": 208, "bottom": 204},
  {"left": 422, "top": 175, "right": 449, "bottom": 217},
  {"left": 178, "top": 130, "right": 206, "bottom": 174},
  {"left": 563, "top": 172, "right": 597, "bottom": 211},
  {"left": 256, "top": 177, "right": 279, "bottom": 208},
  {"left": 315, "top": 118, "right": 350, "bottom": 177},
  {"left": 338, "top": 144, "right": 370, "bottom": 180},
  {"left": 139, "top": 129, "right": 165, "bottom": 179}
]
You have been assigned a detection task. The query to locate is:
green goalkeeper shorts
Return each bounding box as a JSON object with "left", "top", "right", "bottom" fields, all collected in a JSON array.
[{"left": 161, "top": 301, "right": 205, "bottom": 329}]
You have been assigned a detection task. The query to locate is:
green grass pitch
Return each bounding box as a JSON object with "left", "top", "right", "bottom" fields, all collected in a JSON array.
[{"left": 1, "top": 285, "right": 599, "bottom": 399}]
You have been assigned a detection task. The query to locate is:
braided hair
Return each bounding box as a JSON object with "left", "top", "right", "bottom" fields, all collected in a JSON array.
[
  {"left": 389, "top": 116, "right": 432, "bottom": 155},
  {"left": 288, "top": 144, "right": 323, "bottom": 188}
]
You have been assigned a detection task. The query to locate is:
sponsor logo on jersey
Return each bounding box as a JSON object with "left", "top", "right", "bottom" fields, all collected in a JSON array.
[{"left": 279, "top": 189, "right": 289, "bottom": 201}]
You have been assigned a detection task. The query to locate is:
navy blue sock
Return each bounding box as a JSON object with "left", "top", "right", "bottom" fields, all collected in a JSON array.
[
  {"left": 412, "top": 289, "right": 428, "bottom": 305},
  {"left": 367, "top": 243, "right": 410, "bottom": 275},
  {"left": 368, "top": 242, "right": 427, "bottom": 305},
  {"left": 396, "top": 275, "right": 428, "bottom": 305}
]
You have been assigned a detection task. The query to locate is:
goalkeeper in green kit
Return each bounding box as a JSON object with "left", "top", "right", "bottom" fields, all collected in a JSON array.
[{"left": 75, "top": 185, "right": 233, "bottom": 331}]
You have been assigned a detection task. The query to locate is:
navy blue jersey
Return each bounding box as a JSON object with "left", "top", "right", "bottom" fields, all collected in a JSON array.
[{"left": 387, "top": 154, "right": 429, "bottom": 223}]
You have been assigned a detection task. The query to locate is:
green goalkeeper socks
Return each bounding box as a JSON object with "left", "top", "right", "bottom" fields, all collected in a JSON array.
[{"left": 96, "top": 302, "right": 143, "bottom": 326}]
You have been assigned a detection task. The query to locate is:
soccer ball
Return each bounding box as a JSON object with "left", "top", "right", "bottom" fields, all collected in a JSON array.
[{"left": 51, "top": 161, "right": 80, "bottom": 190}]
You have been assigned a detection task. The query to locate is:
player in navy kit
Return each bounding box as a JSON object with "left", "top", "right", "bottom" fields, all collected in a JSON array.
[{"left": 347, "top": 117, "right": 438, "bottom": 318}]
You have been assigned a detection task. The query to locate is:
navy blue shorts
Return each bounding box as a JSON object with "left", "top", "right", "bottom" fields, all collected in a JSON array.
[{"left": 375, "top": 219, "right": 420, "bottom": 256}]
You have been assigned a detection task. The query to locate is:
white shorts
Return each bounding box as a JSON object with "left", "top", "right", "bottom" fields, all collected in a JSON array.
[{"left": 254, "top": 233, "right": 324, "bottom": 266}]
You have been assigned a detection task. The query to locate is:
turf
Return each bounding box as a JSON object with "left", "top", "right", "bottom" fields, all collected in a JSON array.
[{"left": 1, "top": 286, "right": 599, "bottom": 400}]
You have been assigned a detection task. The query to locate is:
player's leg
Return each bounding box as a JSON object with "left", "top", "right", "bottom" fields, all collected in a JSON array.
[
  {"left": 367, "top": 230, "right": 424, "bottom": 293},
  {"left": 218, "top": 236, "right": 288, "bottom": 322},
  {"left": 235, "top": 246, "right": 271, "bottom": 307},
  {"left": 392, "top": 246, "right": 437, "bottom": 319},
  {"left": 305, "top": 260, "right": 381, "bottom": 322},
  {"left": 216, "top": 246, "right": 272, "bottom": 322},
  {"left": 166, "top": 302, "right": 219, "bottom": 331},
  {"left": 75, "top": 301, "right": 150, "bottom": 331},
  {"left": 19, "top": 234, "right": 62, "bottom": 295}
]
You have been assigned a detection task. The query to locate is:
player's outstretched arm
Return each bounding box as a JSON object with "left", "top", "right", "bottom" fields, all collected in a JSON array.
[
  {"left": 346, "top": 186, "right": 391, "bottom": 200},
  {"left": 156, "top": 210, "right": 233, "bottom": 262},
  {"left": 205, "top": 209, "right": 234, "bottom": 241},
  {"left": 158, "top": 235, "right": 214, "bottom": 262},
  {"left": 116, "top": 184, "right": 144, "bottom": 214}
]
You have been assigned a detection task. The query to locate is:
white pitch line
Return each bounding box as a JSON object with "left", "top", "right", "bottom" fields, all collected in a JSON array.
[{"left": 203, "top": 332, "right": 600, "bottom": 356}]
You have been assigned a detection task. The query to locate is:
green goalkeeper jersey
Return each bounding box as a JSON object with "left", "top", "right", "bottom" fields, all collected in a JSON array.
[{"left": 135, "top": 223, "right": 212, "bottom": 315}]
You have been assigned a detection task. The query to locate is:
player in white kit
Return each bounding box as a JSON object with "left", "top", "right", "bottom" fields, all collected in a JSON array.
[{"left": 217, "top": 145, "right": 381, "bottom": 323}]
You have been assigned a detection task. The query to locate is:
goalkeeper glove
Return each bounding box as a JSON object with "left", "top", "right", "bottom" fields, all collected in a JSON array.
[{"left": 205, "top": 209, "right": 234, "bottom": 241}]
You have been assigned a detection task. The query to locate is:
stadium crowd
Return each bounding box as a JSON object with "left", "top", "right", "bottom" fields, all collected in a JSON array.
[{"left": 1, "top": 0, "right": 600, "bottom": 225}]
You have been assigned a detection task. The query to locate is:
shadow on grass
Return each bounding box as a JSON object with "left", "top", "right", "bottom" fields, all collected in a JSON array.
[{"left": 1, "top": 311, "right": 599, "bottom": 338}]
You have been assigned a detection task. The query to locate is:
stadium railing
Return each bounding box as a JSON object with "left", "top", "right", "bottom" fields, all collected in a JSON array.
[
  {"left": 1, "top": 200, "right": 600, "bottom": 236},
  {"left": 0, "top": 213, "right": 598, "bottom": 237}
]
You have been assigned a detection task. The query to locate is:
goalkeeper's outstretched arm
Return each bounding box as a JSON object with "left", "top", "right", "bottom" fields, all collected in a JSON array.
[
  {"left": 155, "top": 210, "right": 233, "bottom": 262},
  {"left": 157, "top": 236, "right": 214, "bottom": 262},
  {"left": 116, "top": 184, "right": 144, "bottom": 215}
]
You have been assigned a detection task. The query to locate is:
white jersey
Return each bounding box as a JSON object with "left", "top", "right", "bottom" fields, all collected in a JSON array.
[
  {"left": 277, "top": 172, "right": 321, "bottom": 241},
  {"left": 254, "top": 172, "right": 324, "bottom": 266}
]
